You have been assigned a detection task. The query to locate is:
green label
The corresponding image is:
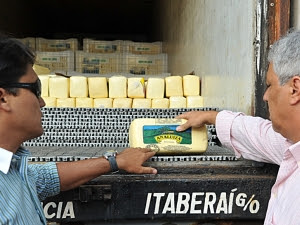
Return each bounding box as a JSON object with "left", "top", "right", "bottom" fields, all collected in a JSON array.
[
  {"left": 83, "top": 58, "right": 108, "bottom": 64},
  {"left": 137, "top": 60, "right": 153, "bottom": 64},
  {"left": 143, "top": 125, "right": 192, "bottom": 144},
  {"left": 41, "top": 57, "right": 60, "bottom": 62},
  {"left": 135, "top": 47, "right": 150, "bottom": 51},
  {"left": 48, "top": 43, "right": 70, "bottom": 49}
]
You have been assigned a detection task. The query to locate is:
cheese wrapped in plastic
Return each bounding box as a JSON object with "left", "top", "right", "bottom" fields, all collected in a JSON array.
[
  {"left": 70, "top": 76, "right": 88, "bottom": 98},
  {"left": 151, "top": 98, "right": 169, "bottom": 108},
  {"left": 128, "top": 77, "right": 145, "bottom": 98},
  {"left": 88, "top": 77, "right": 108, "bottom": 98},
  {"left": 146, "top": 78, "right": 164, "bottom": 99},
  {"left": 169, "top": 96, "right": 186, "bottom": 108},
  {"left": 42, "top": 97, "right": 56, "bottom": 107},
  {"left": 187, "top": 96, "right": 204, "bottom": 108},
  {"left": 76, "top": 98, "right": 93, "bottom": 108},
  {"left": 94, "top": 98, "right": 113, "bottom": 108},
  {"left": 109, "top": 76, "right": 127, "bottom": 98},
  {"left": 129, "top": 118, "right": 208, "bottom": 155},
  {"left": 113, "top": 98, "right": 132, "bottom": 108},
  {"left": 38, "top": 75, "right": 49, "bottom": 97},
  {"left": 49, "top": 76, "right": 69, "bottom": 98},
  {"left": 183, "top": 75, "right": 200, "bottom": 96},
  {"left": 165, "top": 76, "right": 183, "bottom": 97},
  {"left": 57, "top": 98, "right": 75, "bottom": 107},
  {"left": 33, "top": 64, "right": 50, "bottom": 75},
  {"left": 132, "top": 98, "right": 151, "bottom": 108}
]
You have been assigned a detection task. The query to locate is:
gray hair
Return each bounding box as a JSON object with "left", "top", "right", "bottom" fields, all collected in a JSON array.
[{"left": 268, "top": 29, "right": 300, "bottom": 85}]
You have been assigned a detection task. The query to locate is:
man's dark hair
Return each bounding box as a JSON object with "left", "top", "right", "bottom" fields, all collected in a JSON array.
[{"left": 0, "top": 33, "right": 35, "bottom": 84}]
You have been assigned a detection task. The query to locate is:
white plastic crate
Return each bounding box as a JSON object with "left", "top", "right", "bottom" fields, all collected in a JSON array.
[
  {"left": 83, "top": 39, "right": 123, "bottom": 53},
  {"left": 122, "top": 53, "right": 168, "bottom": 75},
  {"left": 17, "top": 37, "right": 36, "bottom": 50},
  {"left": 35, "top": 51, "right": 75, "bottom": 73},
  {"left": 123, "top": 41, "right": 162, "bottom": 54},
  {"left": 75, "top": 51, "right": 121, "bottom": 74},
  {"left": 36, "top": 38, "right": 78, "bottom": 52}
]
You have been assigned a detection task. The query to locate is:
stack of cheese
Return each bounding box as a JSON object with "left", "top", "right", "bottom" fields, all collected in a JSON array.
[{"left": 39, "top": 74, "right": 203, "bottom": 108}]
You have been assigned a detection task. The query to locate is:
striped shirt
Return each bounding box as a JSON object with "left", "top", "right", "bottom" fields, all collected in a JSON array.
[
  {"left": 216, "top": 110, "right": 300, "bottom": 225},
  {"left": 0, "top": 147, "right": 60, "bottom": 225}
]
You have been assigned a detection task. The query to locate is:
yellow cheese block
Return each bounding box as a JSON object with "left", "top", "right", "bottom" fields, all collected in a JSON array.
[
  {"left": 33, "top": 64, "right": 50, "bottom": 75},
  {"left": 49, "top": 76, "right": 69, "bottom": 98},
  {"left": 187, "top": 96, "right": 204, "bottom": 108},
  {"left": 42, "top": 97, "right": 56, "bottom": 107},
  {"left": 70, "top": 76, "right": 88, "bottom": 98},
  {"left": 76, "top": 98, "right": 93, "bottom": 108},
  {"left": 183, "top": 75, "right": 200, "bottom": 96},
  {"left": 129, "top": 118, "right": 208, "bottom": 155},
  {"left": 151, "top": 98, "right": 169, "bottom": 108},
  {"left": 109, "top": 76, "right": 127, "bottom": 98},
  {"left": 132, "top": 98, "right": 151, "bottom": 108},
  {"left": 88, "top": 77, "right": 108, "bottom": 98},
  {"left": 113, "top": 98, "right": 132, "bottom": 108},
  {"left": 38, "top": 75, "right": 49, "bottom": 97},
  {"left": 165, "top": 76, "right": 183, "bottom": 97},
  {"left": 128, "top": 77, "right": 145, "bottom": 98},
  {"left": 169, "top": 96, "right": 186, "bottom": 108},
  {"left": 57, "top": 98, "right": 75, "bottom": 107},
  {"left": 94, "top": 98, "right": 113, "bottom": 108},
  {"left": 146, "top": 78, "right": 164, "bottom": 99}
]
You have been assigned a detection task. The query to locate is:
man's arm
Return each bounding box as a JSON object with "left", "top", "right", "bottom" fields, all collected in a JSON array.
[{"left": 57, "top": 148, "right": 157, "bottom": 191}]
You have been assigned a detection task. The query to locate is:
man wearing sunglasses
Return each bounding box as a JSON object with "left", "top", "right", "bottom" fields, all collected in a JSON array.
[{"left": 0, "top": 34, "right": 157, "bottom": 225}]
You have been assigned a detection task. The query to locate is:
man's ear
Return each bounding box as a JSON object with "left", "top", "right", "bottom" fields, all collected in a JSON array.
[
  {"left": 290, "top": 76, "right": 300, "bottom": 105},
  {"left": 0, "top": 88, "right": 11, "bottom": 111}
]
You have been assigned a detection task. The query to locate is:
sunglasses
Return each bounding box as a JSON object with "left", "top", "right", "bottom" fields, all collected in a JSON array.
[{"left": 0, "top": 78, "right": 41, "bottom": 98}]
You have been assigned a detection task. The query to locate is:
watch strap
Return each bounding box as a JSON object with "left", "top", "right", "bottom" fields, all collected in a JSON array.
[{"left": 107, "top": 155, "right": 119, "bottom": 172}]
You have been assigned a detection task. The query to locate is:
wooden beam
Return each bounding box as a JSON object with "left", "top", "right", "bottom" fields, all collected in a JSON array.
[{"left": 268, "top": 0, "right": 290, "bottom": 45}]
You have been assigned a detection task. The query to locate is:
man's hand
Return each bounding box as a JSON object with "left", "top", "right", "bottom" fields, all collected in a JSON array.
[
  {"left": 117, "top": 148, "right": 157, "bottom": 174},
  {"left": 175, "top": 110, "right": 219, "bottom": 131}
]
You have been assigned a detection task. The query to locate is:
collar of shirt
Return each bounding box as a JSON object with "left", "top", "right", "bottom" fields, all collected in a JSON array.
[
  {"left": 289, "top": 141, "right": 300, "bottom": 164},
  {"left": 0, "top": 147, "right": 31, "bottom": 174},
  {"left": 0, "top": 147, "right": 13, "bottom": 174}
]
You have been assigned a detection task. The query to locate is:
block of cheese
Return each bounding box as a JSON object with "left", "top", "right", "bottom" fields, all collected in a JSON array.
[
  {"left": 128, "top": 77, "right": 145, "bottom": 98},
  {"left": 57, "top": 98, "right": 75, "bottom": 107},
  {"left": 129, "top": 118, "right": 208, "bottom": 155},
  {"left": 42, "top": 96, "right": 56, "bottom": 107},
  {"left": 33, "top": 64, "right": 50, "bottom": 75},
  {"left": 49, "top": 76, "right": 69, "bottom": 98},
  {"left": 88, "top": 77, "right": 108, "bottom": 98},
  {"left": 94, "top": 98, "right": 113, "bottom": 108},
  {"left": 183, "top": 75, "right": 200, "bottom": 96},
  {"left": 151, "top": 98, "right": 169, "bottom": 108},
  {"left": 165, "top": 76, "right": 183, "bottom": 97},
  {"left": 76, "top": 97, "right": 93, "bottom": 108},
  {"left": 169, "top": 96, "right": 186, "bottom": 108},
  {"left": 70, "top": 76, "right": 88, "bottom": 98},
  {"left": 132, "top": 98, "right": 151, "bottom": 108},
  {"left": 109, "top": 76, "right": 127, "bottom": 98},
  {"left": 38, "top": 75, "right": 49, "bottom": 97},
  {"left": 146, "top": 78, "right": 164, "bottom": 99},
  {"left": 187, "top": 96, "right": 204, "bottom": 108},
  {"left": 113, "top": 98, "right": 132, "bottom": 108}
]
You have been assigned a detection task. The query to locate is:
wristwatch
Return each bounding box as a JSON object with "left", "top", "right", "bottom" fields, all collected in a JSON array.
[{"left": 103, "top": 150, "right": 119, "bottom": 173}]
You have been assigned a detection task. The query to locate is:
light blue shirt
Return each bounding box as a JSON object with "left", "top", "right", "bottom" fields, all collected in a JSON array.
[{"left": 0, "top": 147, "right": 60, "bottom": 225}]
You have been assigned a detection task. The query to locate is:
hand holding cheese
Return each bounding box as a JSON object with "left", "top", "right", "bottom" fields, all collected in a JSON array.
[
  {"left": 176, "top": 110, "right": 219, "bottom": 131},
  {"left": 129, "top": 118, "right": 208, "bottom": 155}
]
